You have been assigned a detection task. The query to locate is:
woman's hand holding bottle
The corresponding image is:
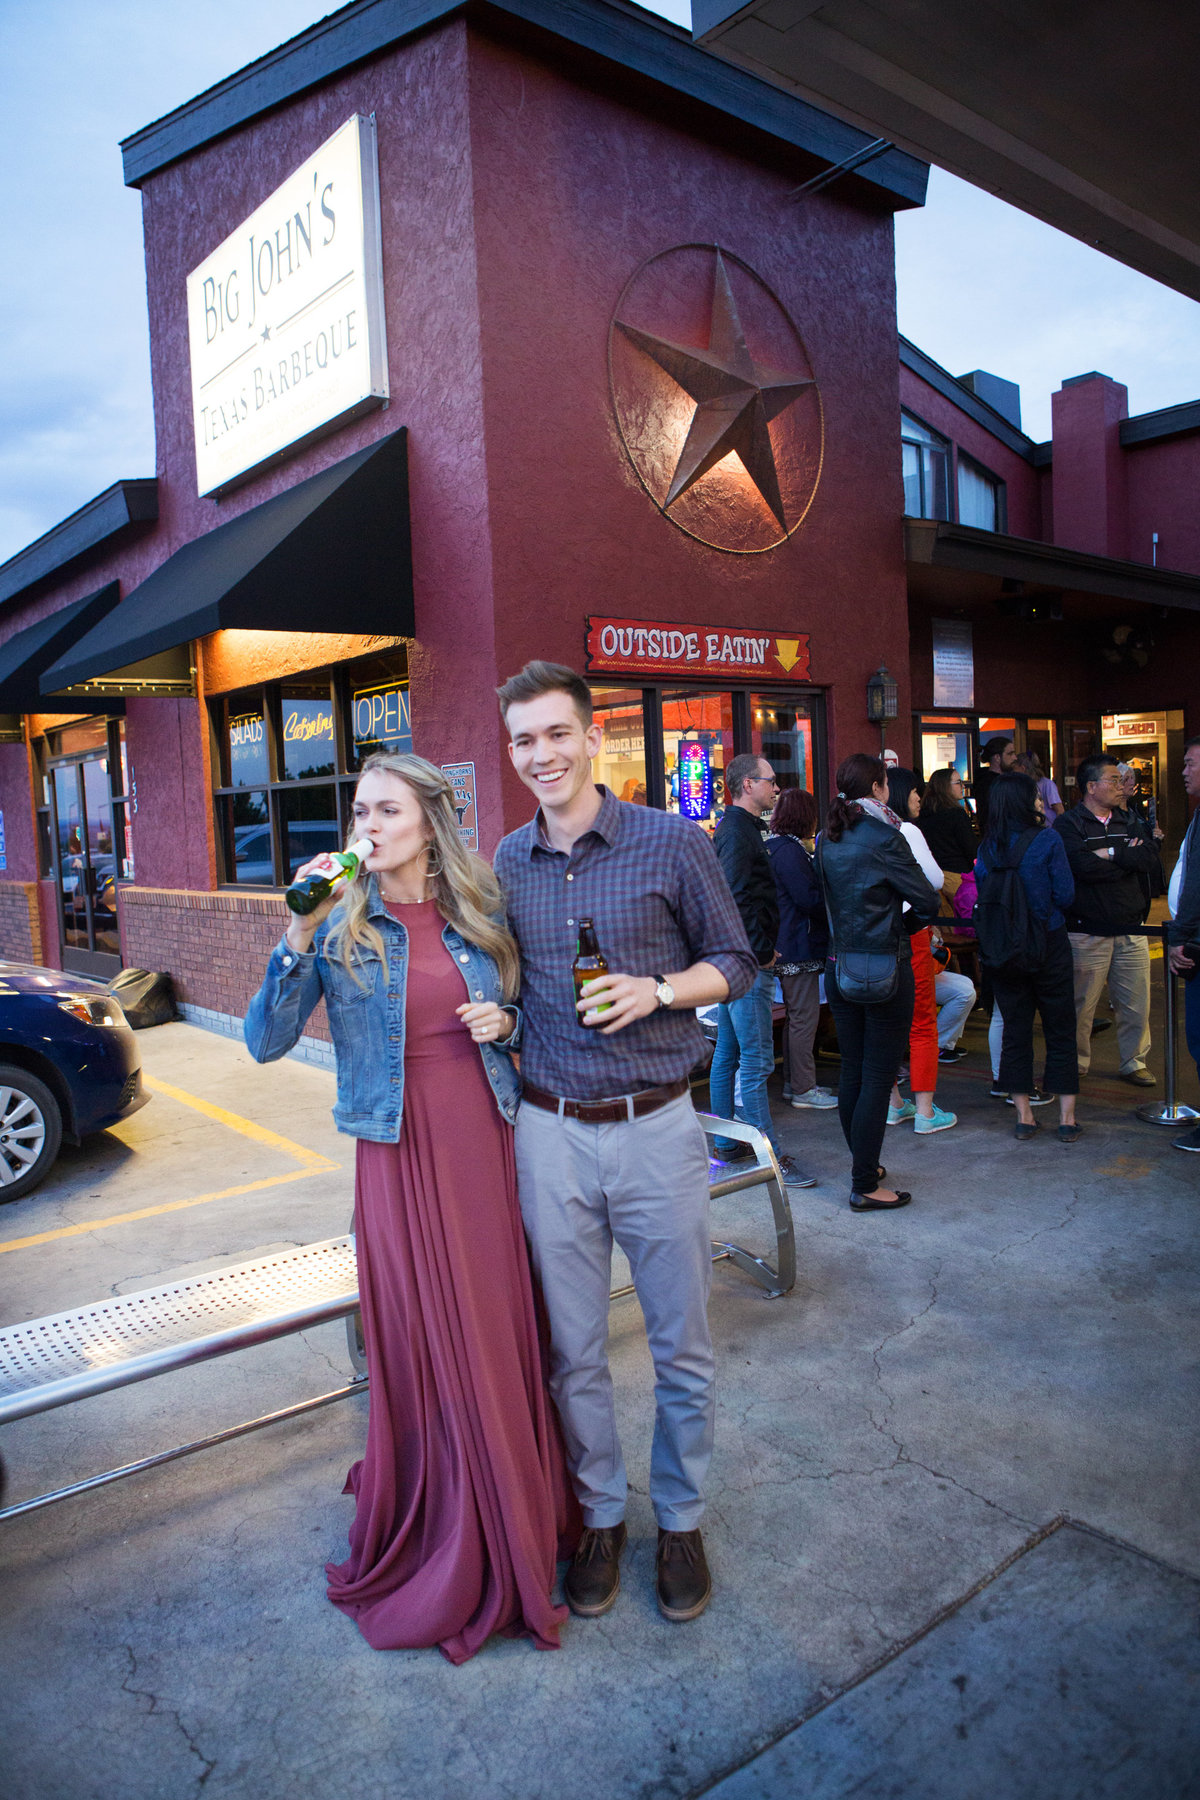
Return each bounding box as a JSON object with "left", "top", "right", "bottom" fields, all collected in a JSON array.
[{"left": 284, "top": 854, "right": 350, "bottom": 953}]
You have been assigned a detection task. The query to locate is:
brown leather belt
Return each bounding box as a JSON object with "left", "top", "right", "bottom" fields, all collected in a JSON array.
[{"left": 521, "top": 1076, "right": 690, "bottom": 1124}]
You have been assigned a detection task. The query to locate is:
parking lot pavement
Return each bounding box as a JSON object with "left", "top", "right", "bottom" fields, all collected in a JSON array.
[{"left": 0, "top": 1007, "right": 1197, "bottom": 1800}]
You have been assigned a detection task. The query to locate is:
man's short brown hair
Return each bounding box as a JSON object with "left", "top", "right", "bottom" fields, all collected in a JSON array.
[{"left": 496, "top": 660, "right": 593, "bottom": 729}]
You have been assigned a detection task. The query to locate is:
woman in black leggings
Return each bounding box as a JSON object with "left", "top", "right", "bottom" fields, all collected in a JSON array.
[{"left": 818, "top": 754, "right": 941, "bottom": 1210}]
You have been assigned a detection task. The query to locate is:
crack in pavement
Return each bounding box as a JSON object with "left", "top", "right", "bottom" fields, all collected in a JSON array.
[
  {"left": 297, "top": 1329, "right": 349, "bottom": 1381},
  {"left": 987, "top": 1187, "right": 1083, "bottom": 1266},
  {"left": 861, "top": 1258, "right": 1034, "bottom": 1527},
  {"left": 117, "top": 1644, "right": 216, "bottom": 1788}
]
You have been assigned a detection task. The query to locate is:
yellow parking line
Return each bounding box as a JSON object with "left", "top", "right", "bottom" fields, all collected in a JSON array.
[
  {"left": 0, "top": 1075, "right": 339, "bottom": 1255},
  {"left": 141, "top": 1074, "right": 337, "bottom": 1169}
]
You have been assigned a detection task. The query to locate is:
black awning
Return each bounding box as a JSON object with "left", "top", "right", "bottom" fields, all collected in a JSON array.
[
  {"left": 0, "top": 585, "right": 126, "bottom": 713},
  {"left": 42, "top": 428, "right": 413, "bottom": 694}
]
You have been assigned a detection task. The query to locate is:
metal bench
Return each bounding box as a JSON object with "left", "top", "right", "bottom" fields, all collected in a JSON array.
[{"left": 0, "top": 1118, "right": 794, "bottom": 1522}]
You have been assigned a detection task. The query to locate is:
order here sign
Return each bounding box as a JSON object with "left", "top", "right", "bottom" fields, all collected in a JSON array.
[
  {"left": 185, "top": 115, "right": 389, "bottom": 496},
  {"left": 585, "top": 617, "right": 810, "bottom": 681}
]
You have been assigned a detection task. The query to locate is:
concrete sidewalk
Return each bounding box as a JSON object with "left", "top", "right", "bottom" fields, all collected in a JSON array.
[{"left": 0, "top": 1000, "right": 1196, "bottom": 1800}]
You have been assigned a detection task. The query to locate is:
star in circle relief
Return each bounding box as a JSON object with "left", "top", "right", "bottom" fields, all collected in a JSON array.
[{"left": 609, "top": 244, "right": 823, "bottom": 553}]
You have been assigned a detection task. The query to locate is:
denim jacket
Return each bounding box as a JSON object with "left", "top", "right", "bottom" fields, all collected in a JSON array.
[{"left": 243, "top": 881, "right": 522, "bottom": 1140}]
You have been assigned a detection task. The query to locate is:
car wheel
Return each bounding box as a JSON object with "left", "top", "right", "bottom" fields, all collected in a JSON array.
[{"left": 0, "top": 1065, "right": 63, "bottom": 1203}]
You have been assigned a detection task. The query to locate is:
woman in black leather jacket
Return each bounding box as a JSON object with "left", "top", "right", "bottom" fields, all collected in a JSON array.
[{"left": 818, "top": 753, "right": 940, "bottom": 1211}]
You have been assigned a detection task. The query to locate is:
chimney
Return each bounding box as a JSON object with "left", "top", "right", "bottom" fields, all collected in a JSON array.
[
  {"left": 1050, "top": 372, "right": 1129, "bottom": 560},
  {"left": 957, "top": 370, "right": 1022, "bottom": 432}
]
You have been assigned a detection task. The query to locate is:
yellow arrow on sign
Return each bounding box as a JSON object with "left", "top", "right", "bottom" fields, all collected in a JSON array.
[{"left": 775, "top": 637, "right": 801, "bottom": 672}]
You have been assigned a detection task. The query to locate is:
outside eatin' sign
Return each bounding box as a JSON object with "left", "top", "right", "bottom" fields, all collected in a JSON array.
[
  {"left": 186, "top": 115, "right": 388, "bottom": 496},
  {"left": 585, "top": 617, "right": 810, "bottom": 681}
]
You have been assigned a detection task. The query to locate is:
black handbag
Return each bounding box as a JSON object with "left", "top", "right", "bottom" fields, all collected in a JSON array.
[
  {"left": 816, "top": 838, "right": 899, "bottom": 1005},
  {"left": 833, "top": 950, "right": 899, "bottom": 1005}
]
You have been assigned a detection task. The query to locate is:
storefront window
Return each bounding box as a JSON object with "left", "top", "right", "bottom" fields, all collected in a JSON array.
[
  {"left": 209, "top": 648, "right": 410, "bottom": 886},
  {"left": 346, "top": 653, "right": 412, "bottom": 770},
  {"left": 918, "top": 717, "right": 971, "bottom": 782},
  {"left": 48, "top": 717, "right": 108, "bottom": 758},
  {"left": 1025, "top": 717, "right": 1055, "bottom": 780},
  {"left": 226, "top": 694, "right": 270, "bottom": 787},
  {"left": 590, "top": 688, "right": 647, "bottom": 803},
  {"left": 278, "top": 785, "right": 340, "bottom": 878},
  {"left": 661, "top": 690, "right": 733, "bottom": 831},
  {"left": 218, "top": 791, "right": 271, "bottom": 886},
  {"left": 750, "top": 695, "right": 815, "bottom": 797},
  {"left": 280, "top": 681, "right": 336, "bottom": 781}
]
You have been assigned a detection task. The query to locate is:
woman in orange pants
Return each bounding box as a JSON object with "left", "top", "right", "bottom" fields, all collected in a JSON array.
[{"left": 885, "top": 770, "right": 958, "bottom": 1135}]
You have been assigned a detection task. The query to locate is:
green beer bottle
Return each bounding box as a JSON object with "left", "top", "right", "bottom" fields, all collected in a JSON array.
[
  {"left": 285, "top": 837, "right": 374, "bottom": 915},
  {"left": 572, "top": 918, "right": 612, "bottom": 1027}
]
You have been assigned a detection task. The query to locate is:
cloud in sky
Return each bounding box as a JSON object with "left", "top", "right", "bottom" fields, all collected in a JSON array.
[{"left": 1, "top": 0, "right": 1196, "bottom": 563}]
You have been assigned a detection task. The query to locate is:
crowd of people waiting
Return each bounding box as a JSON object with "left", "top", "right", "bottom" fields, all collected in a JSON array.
[{"left": 710, "top": 734, "right": 1200, "bottom": 1211}]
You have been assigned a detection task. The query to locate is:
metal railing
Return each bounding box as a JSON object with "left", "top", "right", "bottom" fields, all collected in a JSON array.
[
  {"left": 1137, "top": 922, "right": 1200, "bottom": 1127},
  {"left": 0, "top": 1115, "right": 795, "bottom": 1521}
]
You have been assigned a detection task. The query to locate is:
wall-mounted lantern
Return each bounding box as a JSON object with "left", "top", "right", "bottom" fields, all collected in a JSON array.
[{"left": 866, "top": 665, "right": 898, "bottom": 756}]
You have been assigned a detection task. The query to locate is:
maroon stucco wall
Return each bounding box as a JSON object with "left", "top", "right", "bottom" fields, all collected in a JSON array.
[
  {"left": 137, "top": 20, "right": 503, "bottom": 840},
  {"left": 466, "top": 27, "right": 910, "bottom": 821},
  {"left": 1124, "top": 435, "right": 1200, "bottom": 578},
  {"left": 0, "top": 743, "right": 36, "bottom": 883}
]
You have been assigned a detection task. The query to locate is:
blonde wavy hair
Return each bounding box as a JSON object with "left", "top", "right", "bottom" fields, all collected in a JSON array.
[{"left": 323, "top": 752, "right": 520, "bottom": 999}]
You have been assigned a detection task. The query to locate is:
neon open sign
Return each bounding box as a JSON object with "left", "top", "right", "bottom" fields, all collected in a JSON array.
[{"left": 678, "top": 740, "right": 712, "bottom": 821}]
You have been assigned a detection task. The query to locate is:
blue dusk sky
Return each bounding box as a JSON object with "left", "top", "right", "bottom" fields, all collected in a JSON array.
[{"left": 1, "top": 0, "right": 1197, "bottom": 565}]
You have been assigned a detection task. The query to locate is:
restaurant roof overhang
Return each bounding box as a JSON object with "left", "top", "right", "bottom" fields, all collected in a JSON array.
[
  {"left": 119, "top": 0, "right": 926, "bottom": 212},
  {"left": 0, "top": 585, "right": 128, "bottom": 716},
  {"left": 0, "top": 481, "right": 158, "bottom": 612},
  {"left": 41, "top": 428, "right": 413, "bottom": 698},
  {"left": 905, "top": 519, "right": 1200, "bottom": 619},
  {"left": 694, "top": 1, "right": 1200, "bottom": 302}
]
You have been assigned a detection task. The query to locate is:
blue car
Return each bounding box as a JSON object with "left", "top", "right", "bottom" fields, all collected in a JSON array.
[{"left": 0, "top": 961, "right": 150, "bottom": 1203}]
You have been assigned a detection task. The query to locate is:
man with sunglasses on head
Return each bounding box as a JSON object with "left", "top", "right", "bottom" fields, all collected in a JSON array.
[{"left": 1054, "top": 753, "right": 1162, "bottom": 1086}]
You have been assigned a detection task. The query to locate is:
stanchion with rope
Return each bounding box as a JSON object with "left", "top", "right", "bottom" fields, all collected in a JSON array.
[{"left": 1137, "top": 922, "right": 1200, "bottom": 1127}]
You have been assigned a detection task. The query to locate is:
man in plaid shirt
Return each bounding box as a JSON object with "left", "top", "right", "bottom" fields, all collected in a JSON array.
[{"left": 494, "top": 661, "right": 757, "bottom": 1625}]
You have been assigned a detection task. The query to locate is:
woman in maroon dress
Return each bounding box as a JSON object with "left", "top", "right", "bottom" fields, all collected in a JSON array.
[{"left": 244, "top": 753, "right": 577, "bottom": 1663}]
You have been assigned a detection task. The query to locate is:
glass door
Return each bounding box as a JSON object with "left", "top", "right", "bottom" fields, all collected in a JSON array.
[
  {"left": 52, "top": 754, "right": 122, "bottom": 976},
  {"left": 661, "top": 689, "right": 735, "bottom": 832}
]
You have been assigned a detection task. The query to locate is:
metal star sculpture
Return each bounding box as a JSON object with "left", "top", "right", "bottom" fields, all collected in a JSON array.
[{"left": 615, "top": 249, "right": 815, "bottom": 532}]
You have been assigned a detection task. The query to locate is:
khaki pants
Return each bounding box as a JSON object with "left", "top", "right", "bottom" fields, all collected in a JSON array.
[
  {"left": 1067, "top": 932, "right": 1151, "bottom": 1075},
  {"left": 514, "top": 1094, "right": 714, "bottom": 1532}
]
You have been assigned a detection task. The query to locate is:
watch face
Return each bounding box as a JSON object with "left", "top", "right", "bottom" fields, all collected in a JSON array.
[{"left": 656, "top": 981, "right": 675, "bottom": 1008}]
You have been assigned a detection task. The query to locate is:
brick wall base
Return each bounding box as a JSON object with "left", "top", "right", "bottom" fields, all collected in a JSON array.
[
  {"left": 178, "top": 1000, "right": 335, "bottom": 1069},
  {"left": 119, "top": 886, "right": 330, "bottom": 1041},
  {"left": 0, "top": 882, "right": 43, "bottom": 965}
]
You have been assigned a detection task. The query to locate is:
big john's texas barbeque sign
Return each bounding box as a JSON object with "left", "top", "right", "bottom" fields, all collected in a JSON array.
[
  {"left": 585, "top": 617, "right": 810, "bottom": 681},
  {"left": 186, "top": 115, "right": 389, "bottom": 496}
]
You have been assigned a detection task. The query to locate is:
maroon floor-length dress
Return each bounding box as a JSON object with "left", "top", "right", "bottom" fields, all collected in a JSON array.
[{"left": 325, "top": 899, "right": 578, "bottom": 1663}]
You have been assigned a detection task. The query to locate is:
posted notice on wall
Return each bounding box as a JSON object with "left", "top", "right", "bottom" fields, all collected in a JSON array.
[
  {"left": 932, "top": 618, "right": 975, "bottom": 708},
  {"left": 186, "top": 114, "right": 389, "bottom": 496},
  {"left": 442, "top": 763, "right": 478, "bottom": 851}
]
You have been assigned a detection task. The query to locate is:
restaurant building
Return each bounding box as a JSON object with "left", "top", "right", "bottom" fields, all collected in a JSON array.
[{"left": 0, "top": 0, "right": 1197, "bottom": 1045}]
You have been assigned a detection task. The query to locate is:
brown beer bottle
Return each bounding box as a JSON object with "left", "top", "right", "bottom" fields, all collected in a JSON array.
[{"left": 572, "top": 917, "right": 611, "bottom": 1027}]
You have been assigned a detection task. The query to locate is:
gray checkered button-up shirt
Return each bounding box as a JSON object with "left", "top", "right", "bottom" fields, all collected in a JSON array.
[{"left": 494, "top": 786, "right": 758, "bottom": 1100}]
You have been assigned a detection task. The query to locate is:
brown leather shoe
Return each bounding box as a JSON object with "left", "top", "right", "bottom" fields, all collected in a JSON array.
[
  {"left": 564, "top": 1523, "right": 627, "bottom": 1617},
  {"left": 656, "top": 1528, "right": 712, "bottom": 1622}
]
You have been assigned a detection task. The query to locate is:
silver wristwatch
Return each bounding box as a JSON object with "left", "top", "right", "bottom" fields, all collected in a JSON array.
[{"left": 652, "top": 975, "right": 675, "bottom": 1011}]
